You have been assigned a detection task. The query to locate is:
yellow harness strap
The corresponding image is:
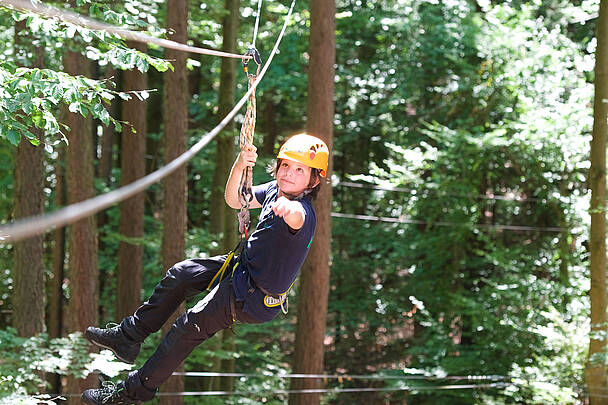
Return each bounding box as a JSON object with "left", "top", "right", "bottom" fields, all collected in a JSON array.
[
  {"left": 262, "top": 280, "right": 295, "bottom": 315},
  {"left": 206, "top": 251, "right": 235, "bottom": 291}
]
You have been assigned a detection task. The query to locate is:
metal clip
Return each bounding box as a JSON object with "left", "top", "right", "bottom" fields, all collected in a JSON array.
[{"left": 242, "top": 47, "right": 262, "bottom": 75}]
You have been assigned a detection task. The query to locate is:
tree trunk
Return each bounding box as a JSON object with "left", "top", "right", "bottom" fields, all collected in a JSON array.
[
  {"left": 587, "top": 1, "right": 608, "bottom": 404},
  {"left": 12, "top": 20, "right": 46, "bottom": 339},
  {"left": 160, "top": 0, "right": 188, "bottom": 402},
  {"left": 206, "top": 0, "right": 240, "bottom": 391},
  {"left": 261, "top": 92, "right": 278, "bottom": 157},
  {"left": 97, "top": 65, "right": 117, "bottom": 183},
  {"left": 63, "top": 44, "right": 99, "bottom": 403},
  {"left": 48, "top": 137, "right": 66, "bottom": 394},
  {"left": 117, "top": 41, "right": 148, "bottom": 320},
  {"left": 97, "top": 65, "right": 118, "bottom": 323},
  {"left": 289, "top": 1, "right": 335, "bottom": 404}
]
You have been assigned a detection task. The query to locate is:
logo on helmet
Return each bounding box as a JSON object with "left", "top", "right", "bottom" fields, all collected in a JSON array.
[{"left": 309, "top": 145, "right": 317, "bottom": 161}]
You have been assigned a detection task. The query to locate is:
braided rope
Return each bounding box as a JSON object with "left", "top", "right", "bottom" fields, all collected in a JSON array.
[{"left": 237, "top": 69, "right": 259, "bottom": 237}]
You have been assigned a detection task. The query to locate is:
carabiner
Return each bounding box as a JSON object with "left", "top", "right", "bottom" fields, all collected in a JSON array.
[{"left": 242, "top": 47, "right": 262, "bottom": 76}]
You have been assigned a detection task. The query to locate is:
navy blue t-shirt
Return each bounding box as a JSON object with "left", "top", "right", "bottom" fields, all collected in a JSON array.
[{"left": 232, "top": 181, "right": 316, "bottom": 322}]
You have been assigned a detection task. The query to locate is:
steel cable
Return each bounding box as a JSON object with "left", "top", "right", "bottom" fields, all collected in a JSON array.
[
  {"left": 0, "top": 0, "right": 251, "bottom": 59},
  {"left": 0, "top": 0, "right": 297, "bottom": 243}
]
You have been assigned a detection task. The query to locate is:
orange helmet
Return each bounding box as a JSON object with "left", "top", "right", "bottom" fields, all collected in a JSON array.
[{"left": 277, "top": 133, "right": 329, "bottom": 177}]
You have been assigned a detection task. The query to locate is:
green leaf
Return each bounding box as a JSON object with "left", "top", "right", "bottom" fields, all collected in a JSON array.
[
  {"left": 6, "top": 129, "right": 20, "bottom": 146},
  {"left": 99, "top": 109, "right": 110, "bottom": 126},
  {"left": 68, "top": 102, "right": 80, "bottom": 114},
  {"left": 136, "top": 56, "right": 149, "bottom": 73}
]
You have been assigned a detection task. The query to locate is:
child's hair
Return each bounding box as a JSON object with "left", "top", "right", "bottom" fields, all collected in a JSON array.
[{"left": 268, "top": 158, "right": 323, "bottom": 200}]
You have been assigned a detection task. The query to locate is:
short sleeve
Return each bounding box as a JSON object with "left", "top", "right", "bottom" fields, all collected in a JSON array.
[{"left": 253, "top": 182, "right": 271, "bottom": 205}]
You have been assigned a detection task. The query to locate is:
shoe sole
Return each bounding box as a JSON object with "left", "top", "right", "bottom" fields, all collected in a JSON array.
[
  {"left": 85, "top": 333, "right": 136, "bottom": 364},
  {"left": 81, "top": 394, "right": 95, "bottom": 405}
]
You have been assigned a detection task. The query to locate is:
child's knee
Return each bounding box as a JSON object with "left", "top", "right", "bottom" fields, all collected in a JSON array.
[{"left": 166, "top": 260, "right": 197, "bottom": 281}]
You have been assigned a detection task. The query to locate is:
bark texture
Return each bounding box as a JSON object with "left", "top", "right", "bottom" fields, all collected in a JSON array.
[
  {"left": 289, "top": 1, "right": 335, "bottom": 404},
  {"left": 117, "top": 41, "right": 148, "bottom": 320},
  {"left": 587, "top": 1, "right": 608, "bottom": 403},
  {"left": 63, "top": 46, "right": 99, "bottom": 403},
  {"left": 160, "top": 0, "right": 188, "bottom": 402},
  {"left": 12, "top": 20, "right": 46, "bottom": 338}
]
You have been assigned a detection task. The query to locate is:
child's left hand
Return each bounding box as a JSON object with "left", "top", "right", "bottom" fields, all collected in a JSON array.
[
  {"left": 271, "top": 196, "right": 305, "bottom": 229},
  {"left": 271, "top": 196, "right": 298, "bottom": 217}
]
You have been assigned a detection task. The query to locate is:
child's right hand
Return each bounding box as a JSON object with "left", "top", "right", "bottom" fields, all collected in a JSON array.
[{"left": 235, "top": 145, "right": 257, "bottom": 170}]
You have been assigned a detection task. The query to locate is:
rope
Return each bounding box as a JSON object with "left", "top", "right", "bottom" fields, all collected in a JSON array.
[
  {"left": 1, "top": 0, "right": 251, "bottom": 60},
  {"left": 173, "top": 371, "right": 510, "bottom": 382},
  {"left": 237, "top": 61, "right": 260, "bottom": 238},
  {"left": 0, "top": 0, "right": 297, "bottom": 244},
  {"left": 153, "top": 383, "right": 507, "bottom": 397},
  {"left": 252, "top": 0, "right": 263, "bottom": 49},
  {"left": 44, "top": 382, "right": 508, "bottom": 398},
  {"left": 330, "top": 212, "right": 571, "bottom": 233},
  {"left": 236, "top": 11, "right": 264, "bottom": 238},
  {"left": 337, "top": 181, "right": 548, "bottom": 203}
]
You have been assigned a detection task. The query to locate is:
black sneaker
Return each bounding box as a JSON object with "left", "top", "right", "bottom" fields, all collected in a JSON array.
[
  {"left": 85, "top": 324, "right": 140, "bottom": 364},
  {"left": 82, "top": 381, "right": 140, "bottom": 405}
]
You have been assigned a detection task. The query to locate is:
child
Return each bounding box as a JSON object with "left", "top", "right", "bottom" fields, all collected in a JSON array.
[{"left": 81, "top": 133, "right": 329, "bottom": 404}]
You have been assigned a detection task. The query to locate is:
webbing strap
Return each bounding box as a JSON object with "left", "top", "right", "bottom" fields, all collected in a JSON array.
[{"left": 206, "top": 251, "right": 235, "bottom": 291}]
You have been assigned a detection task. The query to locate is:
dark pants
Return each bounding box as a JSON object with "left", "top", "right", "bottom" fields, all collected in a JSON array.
[{"left": 119, "top": 255, "right": 261, "bottom": 401}]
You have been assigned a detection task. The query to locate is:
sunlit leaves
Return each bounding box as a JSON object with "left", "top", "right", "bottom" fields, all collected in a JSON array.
[{"left": 0, "top": 64, "right": 128, "bottom": 145}]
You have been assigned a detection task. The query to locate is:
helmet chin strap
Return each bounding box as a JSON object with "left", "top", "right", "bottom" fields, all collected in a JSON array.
[{"left": 279, "top": 187, "right": 311, "bottom": 200}]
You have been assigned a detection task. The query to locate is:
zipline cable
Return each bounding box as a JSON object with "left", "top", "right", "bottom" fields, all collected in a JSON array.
[
  {"left": 0, "top": 0, "right": 251, "bottom": 60},
  {"left": 252, "top": 0, "right": 263, "bottom": 49},
  {"left": 172, "top": 371, "right": 510, "bottom": 382},
  {"left": 0, "top": 0, "right": 297, "bottom": 244},
  {"left": 39, "top": 382, "right": 508, "bottom": 399},
  {"left": 337, "top": 181, "right": 548, "bottom": 203},
  {"left": 330, "top": 212, "right": 571, "bottom": 233},
  {"left": 153, "top": 383, "right": 507, "bottom": 397}
]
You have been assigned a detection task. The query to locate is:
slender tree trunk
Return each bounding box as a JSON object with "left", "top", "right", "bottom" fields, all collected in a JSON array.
[
  {"left": 587, "top": 1, "right": 608, "bottom": 404},
  {"left": 207, "top": 0, "right": 240, "bottom": 391},
  {"left": 48, "top": 138, "right": 66, "bottom": 394},
  {"left": 117, "top": 41, "right": 148, "bottom": 320},
  {"left": 289, "top": 1, "right": 335, "bottom": 404},
  {"left": 97, "top": 66, "right": 118, "bottom": 323},
  {"left": 63, "top": 43, "right": 99, "bottom": 403},
  {"left": 160, "top": 0, "right": 188, "bottom": 403},
  {"left": 98, "top": 65, "right": 117, "bottom": 183},
  {"left": 261, "top": 92, "right": 278, "bottom": 156},
  {"left": 12, "top": 20, "right": 46, "bottom": 339}
]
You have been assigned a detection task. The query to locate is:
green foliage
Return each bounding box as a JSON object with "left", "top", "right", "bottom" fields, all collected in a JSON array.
[
  {"left": 328, "top": 0, "right": 592, "bottom": 404},
  {"left": 0, "top": 328, "right": 130, "bottom": 404},
  {"left": 0, "top": 1, "right": 173, "bottom": 147},
  {"left": 0, "top": 64, "right": 117, "bottom": 145},
  {"left": 0, "top": 0, "right": 598, "bottom": 404}
]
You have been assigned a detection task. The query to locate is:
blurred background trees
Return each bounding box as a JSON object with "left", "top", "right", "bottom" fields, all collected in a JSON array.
[{"left": 0, "top": 0, "right": 600, "bottom": 404}]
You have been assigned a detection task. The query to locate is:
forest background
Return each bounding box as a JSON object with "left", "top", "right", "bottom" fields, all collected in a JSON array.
[{"left": 0, "top": 0, "right": 603, "bottom": 404}]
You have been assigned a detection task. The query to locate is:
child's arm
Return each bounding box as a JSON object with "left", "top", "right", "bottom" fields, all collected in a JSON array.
[
  {"left": 225, "top": 146, "right": 263, "bottom": 210},
  {"left": 271, "top": 196, "right": 306, "bottom": 230}
]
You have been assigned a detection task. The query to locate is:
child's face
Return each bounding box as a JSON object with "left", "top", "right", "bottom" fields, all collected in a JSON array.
[{"left": 276, "top": 159, "right": 313, "bottom": 196}]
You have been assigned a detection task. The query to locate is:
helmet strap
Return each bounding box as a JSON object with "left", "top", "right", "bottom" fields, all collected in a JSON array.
[{"left": 279, "top": 187, "right": 312, "bottom": 201}]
